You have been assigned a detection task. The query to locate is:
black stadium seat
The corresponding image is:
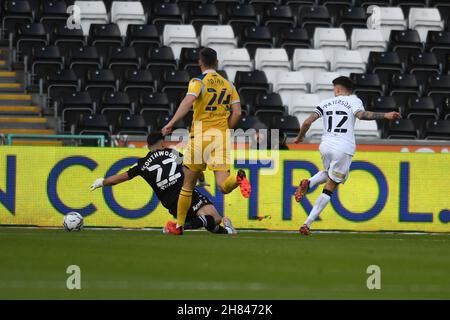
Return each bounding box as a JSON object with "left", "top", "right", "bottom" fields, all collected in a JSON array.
[
  {"left": 235, "top": 70, "right": 270, "bottom": 104},
  {"left": 68, "top": 46, "right": 102, "bottom": 78},
  {"left": 98, "top": 91, "right": 132, "bottom": 125},
  {"left": 389, "top": 74, "right": 421, "bottom": 108},
  {"left": 337, "top": 7, "right": 368, "bottom": 37},
  {"left": 115, "top": 114, "right": 149, "bottom": 136},
  {"left": 426, "top": 75, "right": 450, "bottom": 111},
  {"left": 249, "top": 0, "right": 279, "bottom": 17},
  {"left": 125, "top": 24, "right": 161, "bottom": 59},
  {"left": 351, "top": 73, "right": 384, "bottom": 106},
  {"left": 46, "top": 69, "right": 79, "bottom": 109},
  {"left": 236, "top": 115, "right": 267, "bottom": 131},
  {"left": 137, "top": 92, "right": 172, "bottom": 128},
  {"left": 407, "top": 53, "right": 440, "bottom": 85},
  {"left": 161, "top": 70, "right": 190, "bottom": 106},
  {"left": 422, "top": 120, "right": 450, "bottom": 140},
  {"left": 188, "top": 3, "right": 221, "bottom": 34},
  {"left": 179, "top": 47, "right": 202, "bottom": 77},
  {"left": 270, "top": 115, "right": 300, "bottom": 137},
  {"left": 52, "top": 24, "right": 86, "bottom": 58},
  {"left": 58, "top": 92, "right": 94, "bottom": 133},
  {"left": 88, "top": 23, "right": 123, "bottom": 58},
  {"left": 84, "top": 69, "right": 117, "bottom": 104},
  {"left": 298, "top": 6, "right": 332, "bottom": 37},
  {"left": 151, "top": 2, "right": 183, "bottom": 34},
  {"left": 277, "top": 27, "right": 311, "bottom": 59},
  {"left": 1, "top": 0, "right": 33, "bottom": 39},
  {"left": 15, "top": 23, "right": 48, "bottom": 60},
  {"left": 38, "top": 0, "right": 69, "bottom": 31},
  {"left": 383, "top": 119, "right": 419, "bottom": 139},
  {"left": 263, "top": 5, "right": 295, "bottom": 36},
  {"left": 107, "top": 47, "right": 140, "bottom": 80},
  {"left": 76, "top": 114, "right": 111, "bottom": 146},
  {"left": 430, "top": 0, "right": 450, "bottom": 22},
  {"left": 354, "top": 0, "right": 391, "bottom": 9},
  {"left": 30, "top": 46, "right": 63, "bottom": 84},
  {"left": 146, "top": 46, "right": 177, "bottom": 83},
  {"left": 370, "top": 96, "right": 402, "bottom": 114},
  {"left": 425, "top": 31, "right": 450, "bottom": 63},
  {"left": 405, "top": 97, "right": 439, "bottom": 120},
  {"left": 226, "top": 4, "right": 258, "bottom": 37},
  {"left": 254, "top": 93, "right": 286, "bottom": 116},
  {"left": 317, "top": 0, "right": 353, "bottom": 20},
  {"left": 122, "top": 70, "right": 155, "bottom": 103},
  {"left": 389, "top": 30, "right": 423, "bottom": 64},
  {"left": 368, "top": 52, "right": 403, "bottom": 84},
  {"left": 240, "top": 26, "right": 273, "bottom": 58}
]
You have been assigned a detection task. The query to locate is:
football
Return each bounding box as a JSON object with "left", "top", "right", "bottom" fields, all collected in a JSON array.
[{"left": 63, "top": 212, "right": 84, "bottom": 232}]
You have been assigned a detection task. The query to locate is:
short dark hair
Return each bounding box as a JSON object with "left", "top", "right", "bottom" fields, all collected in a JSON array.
[
  {"left": 332, "top": 76, "right": 353, "bottom": 92},
  {"left": 147, "top": 132, "right": 164, "bottom": 146},
  {"left": 199, "top": 47, "right": 218, "bottom": 68}
]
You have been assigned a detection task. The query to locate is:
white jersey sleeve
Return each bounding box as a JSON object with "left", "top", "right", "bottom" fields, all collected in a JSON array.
[{"left": 351, "top": 97, "right": 365, "bottom": 115}]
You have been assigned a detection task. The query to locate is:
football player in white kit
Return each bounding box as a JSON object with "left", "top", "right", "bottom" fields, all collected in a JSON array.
[{"left": 293, "top": 76, "right": 401, "bottom": 235}]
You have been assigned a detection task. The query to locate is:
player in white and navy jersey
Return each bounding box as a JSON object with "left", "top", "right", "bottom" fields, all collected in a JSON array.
[{"left": 294, "top": 76, "right": 401, "bottom": 235}]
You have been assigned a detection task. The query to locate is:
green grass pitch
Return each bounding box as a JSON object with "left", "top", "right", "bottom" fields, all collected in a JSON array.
[{"left": 1, "top": 228, "right": 450, "bottom": 299}]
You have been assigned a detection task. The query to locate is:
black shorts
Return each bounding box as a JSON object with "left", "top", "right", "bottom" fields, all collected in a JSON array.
[{"left": 168, "top": 189, "right": 213, "bottom": 220}]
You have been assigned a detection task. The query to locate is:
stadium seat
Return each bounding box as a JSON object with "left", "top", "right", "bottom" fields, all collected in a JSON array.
[
  {"left": 312, "top": 71, "right": 340, "bottom": 101},
  {"left": 240, "top": 26, "right": 273, "bottom": 59},
  {"left": 225, "top": 4, "right": 258, "bottom": 38},
  {"left": 254, "top": 48, "right": 291, "bottom": 85},
  {"left": 125, "top": 24, "right": 160, "bottom": 60},
  {"left": 115, "top": 114, "right": 148, "bottom": 136},
  {"left": 188, "top": 3, "right": 221, "bottom": 34},
  {"left": 388, "top": 74, "right": 420, "bottom": 108},
  {"left": 366, "top": 6, "right": 407, "bottom": 41},
  {"left": 426, "top": 75, "right": 450, "bottom": 112},
  {"left": 313, "top": 27, "right": 349, "bottom": 62},
  {"left": 136, "top": 92, "right": 172, "bottom": 128},
  {"left": 68, "top": 46, "right": 102, "bottom": 79},
  {"left": 213, "top": 0, "right": 241, "bottom": 14},
  {"left": 337, "top": 7, "right": 367, "bottom": 38},
  {"left": 263, "top": 5, "right": 295, "bottom": 35},
  {"left": 389, "top": 30, "right": 423, "bottom": 64},
  {"left": 75, "top": 114, "right": 111, "bottom": 146},
  {"left": 383, "top": 119, "right": 418, "bottom": 139},
  {"left": 350, "top": 29, "right": 387, "bottom": 62},
  {"left": 270, "top": 115, "right": 300, "bottom": 137},
  {"left": 407, "top": 53, "right": 440, "bottom": 85},
  {"left": 122, "top": 69, "right": 155, "bottom": 103},
  {"left": 220, "top": 48, "right": 253, "bottom": 82},
  {"left": 422, "top": 119, "right": 450, "bottom": 140},
  {"left": 161, "top": 70, "right": 190, "bottom": 106},
  {"left": 1, "top": 0, "right": 33, "bottom": 39},
  {"left": 145, "top": 46, "right": 177, "bottom": 83},
  {"left": 425, "top": 31, "right": 450, "bottom": 63},
  {"left": 30, "top": 46, "right": 64, "bottom": 85},
  {"left": 234, "top": 70, "right": 270, "bottom": 103},
  {"left": 408, "top": 8, "right": 444, "bottom": 42},
  {"left": 46, "top": 69, "right": 79, "bottom": 110},
  {"left": 84, "top": 69, "right": 117, "bottom": 104},
  {"left": 107, "top": 46, "right": 140, "bottom": 80},
  {"left": 88, "top": 23, "right": 123, "bottom": 59},
  {"left": 367, "top": 51, "right": 403, "bottom": 84},
  {"left": 289, "top": 93, "right": 321, "bottom": 116},
  {"left": 351, "top": 73, "right": 384, "bottom": 106},
  {"left": 52, "top": 24, "right": 86, "bottom": 58},
  {"left": 317, "top": 1, "right": 353, "bottom": 20},
  {"left": 292, "top": 49, "right": 329, "bottom": 85},
  {"left": 98, "top": 91, "right": 132, "bottom": 125},
  {"left": 74, "top": 1, "right": 109, "bottom": 36},
  {"left": 430, "top": 0, "right": 450, "bottom": 22},
  {"left": 163, "top": 25, "right": 199, "bottom": 59},
  {"left": 331, "top": 50, "right": 366, "bottom": 76},
  {"left": 178, "top": 47, "right": 202, "bottom": 78},
  {"left": 274, "top": 71, "right": 309, "bottom": 113},
  {"left": 296, "top": 112, "right": 324, "bottom": 139},
  {"left": 201, "top": 25, "right": 237, "bottom": 60},
  {"left": 253, "top": 93, "right": 286, "bottom": 116},
  {"left": 110, "top": 1, "right": 146, "bottom": 36},
  {"left": 354, "top": 119, "right": 380, "bottom": 139},
  {"left": 151, "top": 2, "right": 183, "bottom": 34},
  {"left": 57, "top": 92, "right": 95, "bottom": 133},
  {"left": 235, "top": 115, "right": 267, "bottom": 134},
  {"left": 370, "top": 96, "right": 402, "bottom": 114},
  {"left": 354, "top": 0, "right": 391, "bottom": 8},
  {"left": 298, "top": 6, "right": 332, "bottom": 37},
  {"left": 406, "top": 97, "right": 439, "bottom": 120},
  {"left": 38, "top": 1, "right": 69, "bottom": 31},
  {"left": 276, "top": 28, "right": 311, "bottom": 59},
  {"left": 15, "top": 23, "right": 48, "bottom": 61}
]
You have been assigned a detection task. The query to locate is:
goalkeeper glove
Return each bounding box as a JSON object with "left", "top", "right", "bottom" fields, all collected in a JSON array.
[{"left": 90, "top": 178, "right": 104, "bottom": 191}]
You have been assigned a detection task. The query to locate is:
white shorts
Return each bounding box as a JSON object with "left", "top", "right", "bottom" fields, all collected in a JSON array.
[{"left": 319, "top": 143, "right": 353, "bottom": 184}]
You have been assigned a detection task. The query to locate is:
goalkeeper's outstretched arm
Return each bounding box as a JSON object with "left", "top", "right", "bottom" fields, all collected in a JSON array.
[{"left": 90, "top": 173, "right": 130, "bottom": 191}]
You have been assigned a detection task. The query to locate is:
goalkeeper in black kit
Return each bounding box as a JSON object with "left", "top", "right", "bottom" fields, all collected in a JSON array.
[{"left": 90, "top": 132, "right": 236, "bottom": 234}]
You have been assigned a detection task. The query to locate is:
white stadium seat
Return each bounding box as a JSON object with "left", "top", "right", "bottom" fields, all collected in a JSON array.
[
  {"left": 312, "top": 72, "right": 340, "bottom": 101},
  {"left": 367, "top": 7, "right": 407, "bottom": 41},
  {"left": 274, "top": 71, "right": 309, "bottom": 112},
  {"left": 289, "top": 93, "right": 321, "bottom": 116},
  {"left": 351, "top": 29, "right": 387, "bottom": 62},
  {"left": 313, "top": 28, "right": 349, "bottom": 62},
  {"left": 163, "top": 25, "right": 199, "bottom": 59},
  {"left": 254, "top": 48, "right": 291, "bottom": 85},
  {"left": 408, "top": 8, "right": 444, "bottom": 42},
  {"left": 220, "top": 48, "right": 253, "bottom": 82},
  {"left": 200, "top": 25, "right": 237, "bottom": 60},
  {"left": 296, "top": 113, "right": 324, "bottom": 139},
  {"left": 292, "top": 49, "right": 329, "bottom": 86},
  {"left": 354, "top": 119, "right": 380, "bottom": 139},
  {"left": 331, "top": 50, "right": 366, "bottom": 76},
  {"left": 111, "top": 1, "right": 146, "bottom": 36},
  {"left": 74, "top": 1, "right": 109, "bottom": 36}
]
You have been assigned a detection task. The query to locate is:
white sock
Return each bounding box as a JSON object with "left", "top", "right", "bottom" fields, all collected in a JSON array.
[
  {"left": 308, "top": 170, "right": 328, "bottom": 188},
  {"left": 304, "top": 192, "right": 331, "bottom": 228}
]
